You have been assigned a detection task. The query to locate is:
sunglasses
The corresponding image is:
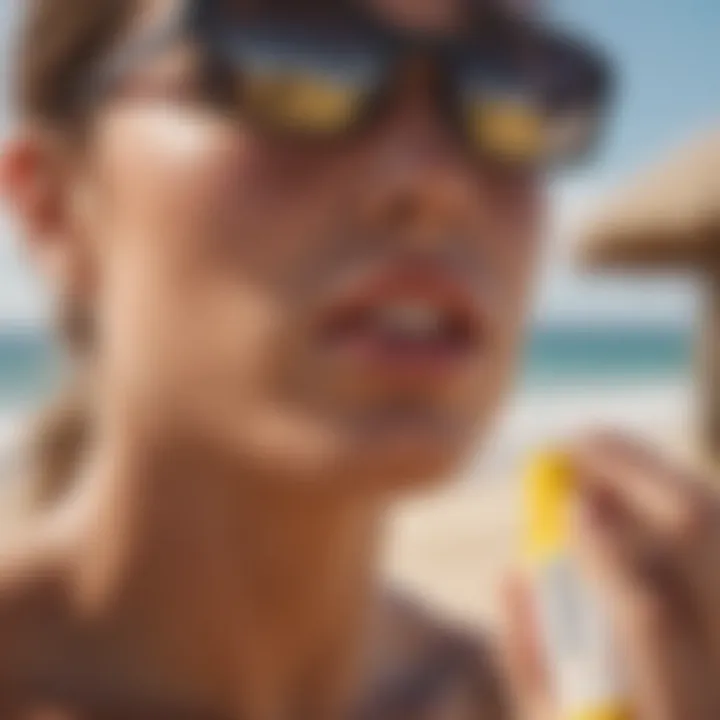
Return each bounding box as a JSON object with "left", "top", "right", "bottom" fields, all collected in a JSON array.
[{"left": 86, "top": 0, "right": 613, "bottom": 169}]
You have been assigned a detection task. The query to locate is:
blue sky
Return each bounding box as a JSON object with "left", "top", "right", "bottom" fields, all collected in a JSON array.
[
  {"left": 1, "top": 1, "right": 719, "bottom": 327},
  {"left": 554, "top": 0, "right": 720, "bottom": 178}
]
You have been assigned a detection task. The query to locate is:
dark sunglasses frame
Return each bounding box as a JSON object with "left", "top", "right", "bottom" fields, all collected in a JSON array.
[{"left": 84, "top": 0, "right": 614, "bottom": 168}]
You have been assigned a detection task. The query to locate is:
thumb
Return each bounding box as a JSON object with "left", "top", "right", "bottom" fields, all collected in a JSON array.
[{"left": 498, "top": 571, "right": 555, "bottom": 720}]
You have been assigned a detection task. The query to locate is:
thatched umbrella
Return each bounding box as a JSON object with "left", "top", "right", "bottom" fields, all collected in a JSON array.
[{"left": 577, "top": 130, "right": 720, "bottom": 456}]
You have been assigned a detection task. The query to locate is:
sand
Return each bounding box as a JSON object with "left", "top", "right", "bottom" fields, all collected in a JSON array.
[
  {"left": 385, "top": 479, "right": 522, "bottom": 627},
  {"left": 384, "top": 380, "right": 696, "bottom": 628}
]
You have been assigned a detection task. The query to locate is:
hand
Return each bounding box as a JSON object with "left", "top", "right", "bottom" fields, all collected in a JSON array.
[{"left": 500, "top": 433, "right": 720, "bottom": 720}]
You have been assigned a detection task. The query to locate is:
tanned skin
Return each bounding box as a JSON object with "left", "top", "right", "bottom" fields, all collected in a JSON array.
[{"left": 0, "top": 0, "right": 538, "bottom": 717}]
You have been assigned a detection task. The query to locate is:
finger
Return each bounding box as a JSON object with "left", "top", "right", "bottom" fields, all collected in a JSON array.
[
  {"left": 570, "top": 433, "right": 701, "bottom": 544},
  {"left": 571, "top": 432, "right": 720, "bottom": 678},
  {"left": 498, "top": 572, "right": 554, "bottom": 720},
  {"left": 573, "top": 494, "right": 711, "bottom": 720},
  {"left": 571, "top": 434, "right": 720, "bottom": 580}
]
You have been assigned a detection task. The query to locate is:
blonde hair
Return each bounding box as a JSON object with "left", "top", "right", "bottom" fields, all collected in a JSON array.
[
  {"left": 13, "top": 0, "right": 136, "bottom": 507},
  {"left": 26, "top": 299, "right": 93, "bottom": 508}
]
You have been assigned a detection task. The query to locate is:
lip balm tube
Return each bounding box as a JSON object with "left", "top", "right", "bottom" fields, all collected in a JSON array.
[{"left": 523, "top": 451, "right": 632, "bottom": 720}]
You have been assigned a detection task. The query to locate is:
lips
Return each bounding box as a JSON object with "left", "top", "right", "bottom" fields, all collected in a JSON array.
[{"left": 313, "top": 264, "right": 487, "bottom": 378}]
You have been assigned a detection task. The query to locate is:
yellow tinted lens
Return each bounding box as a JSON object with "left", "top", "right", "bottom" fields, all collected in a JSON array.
[
  {"left": 244, "top": 68, "right": 364, "bottom": 133},
  {"left": 468, "top": 96, "right": 544, "bottom": 161}
]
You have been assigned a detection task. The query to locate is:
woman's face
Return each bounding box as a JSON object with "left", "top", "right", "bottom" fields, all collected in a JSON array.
[{"left": 32, "top": 0, "right": 545, "bottom": 492}]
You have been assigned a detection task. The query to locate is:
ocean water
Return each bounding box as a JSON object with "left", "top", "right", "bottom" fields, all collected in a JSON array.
[
  {"left": 522, "top": 324, "right": 693, "bottom": 387},
  {"left": 0, "top": 329, "right": 61, "bottom": 412},
  {"left": 0, "top": 324, "right": 694, "bottom": 415},
  {"left": 0, "top": 325, "right": 696, "bottom": 482}
]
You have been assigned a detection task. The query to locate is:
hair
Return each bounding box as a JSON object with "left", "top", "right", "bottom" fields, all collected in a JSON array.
[{"left": 13, "top": 0, "right": 138, "bottom": 508}]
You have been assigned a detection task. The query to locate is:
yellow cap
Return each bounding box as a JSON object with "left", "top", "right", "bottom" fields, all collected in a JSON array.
[{"left": 524, "top": 450, "right": 575, "bottom": 563}]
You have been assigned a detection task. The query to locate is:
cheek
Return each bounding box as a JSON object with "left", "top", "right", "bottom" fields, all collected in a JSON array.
[
  {"left": 489, "top": 175, "right": 546, "bottom": 248},
  {"left": 88, "top": 112, "right": 350, "bottom": 390},
  {"left": 93, "top": 109, "right": 351, "bottom": 284},
  {"left": 478, "top": 180, "right": 545, "bottom": 375},
  {"left": 500, "top": 181, "right": 545, "bottom": 291},
  {"left": 89, "top": 115, "right": 264, "bottom": 379},
  {"left": 95, "top": 111, "right": 254, "bottom": 262}
]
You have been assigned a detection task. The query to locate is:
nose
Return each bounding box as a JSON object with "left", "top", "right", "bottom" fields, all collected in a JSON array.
[{"left": 360, "top": 62, "right": 483, "bottom": 245}]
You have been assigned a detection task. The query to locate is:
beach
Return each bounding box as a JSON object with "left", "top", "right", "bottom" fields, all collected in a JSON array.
[
  {"left": 1, "top": 377, "right": 692, "bottom": 626},
  {"left": 385, "top": 379, "right": 693, "bottom": 626}
]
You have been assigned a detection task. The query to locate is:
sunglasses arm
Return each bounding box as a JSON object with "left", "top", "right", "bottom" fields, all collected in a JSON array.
[{"left": 82, "top": 0, "right": 203, "bottom": 105}]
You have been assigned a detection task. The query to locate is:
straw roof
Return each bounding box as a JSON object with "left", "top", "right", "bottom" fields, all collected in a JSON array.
[{"left": 578, "top": 130, "right": 720, "bottom": 270}]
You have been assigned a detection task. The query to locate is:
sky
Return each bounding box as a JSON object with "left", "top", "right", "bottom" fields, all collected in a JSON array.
[{"left": 1, "top": 1, "right": 719, "bottom": 327}]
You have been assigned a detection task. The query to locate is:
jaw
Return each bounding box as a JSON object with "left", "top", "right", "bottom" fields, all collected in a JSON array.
[{"left": 190, "top": 396, "right": 478, "bottom": 495}]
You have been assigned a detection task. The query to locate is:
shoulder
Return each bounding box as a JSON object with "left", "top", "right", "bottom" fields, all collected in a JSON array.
[{"left": 378, "top": 590, "right": 513, "bottom": 719}]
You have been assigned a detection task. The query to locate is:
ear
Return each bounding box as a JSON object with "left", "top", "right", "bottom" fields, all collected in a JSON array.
[{"left": 0, "top": 127, "right": 94, "bottom": 302}]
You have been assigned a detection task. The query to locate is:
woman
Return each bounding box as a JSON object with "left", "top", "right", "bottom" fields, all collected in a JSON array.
[{"left": 2, "top": 0, "right": 720, "bottom": 718}]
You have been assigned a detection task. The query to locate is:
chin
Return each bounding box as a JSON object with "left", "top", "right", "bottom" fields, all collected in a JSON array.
[
  {"left": 331, "top": 422, "right": 478, "bottom": 495},
  {"left": 224, "top": 433, "right": 470, "bottom": 498},
  {"left": 201, "top": 398, "right": 483, "bottom": 496}
]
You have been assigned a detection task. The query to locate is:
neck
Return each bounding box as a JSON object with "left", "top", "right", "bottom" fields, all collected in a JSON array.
[{"left": 61, "top": 430, "right": 388, "bottom": 720}]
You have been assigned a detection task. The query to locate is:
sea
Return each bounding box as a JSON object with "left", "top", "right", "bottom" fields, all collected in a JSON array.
[
  {"left": 0, "top": 323, "right": 694, "bottom": 409},
  {"left": 0, "top": 324, "right": 697, "bottom": 474}
]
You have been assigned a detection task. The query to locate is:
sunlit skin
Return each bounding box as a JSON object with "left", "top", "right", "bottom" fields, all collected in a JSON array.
[
  {"left": 3, "top": 0, "right": 720, "bottom": 719},
  {"left": 80, "top": 45, "right": 543, "bottom": 492}
]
